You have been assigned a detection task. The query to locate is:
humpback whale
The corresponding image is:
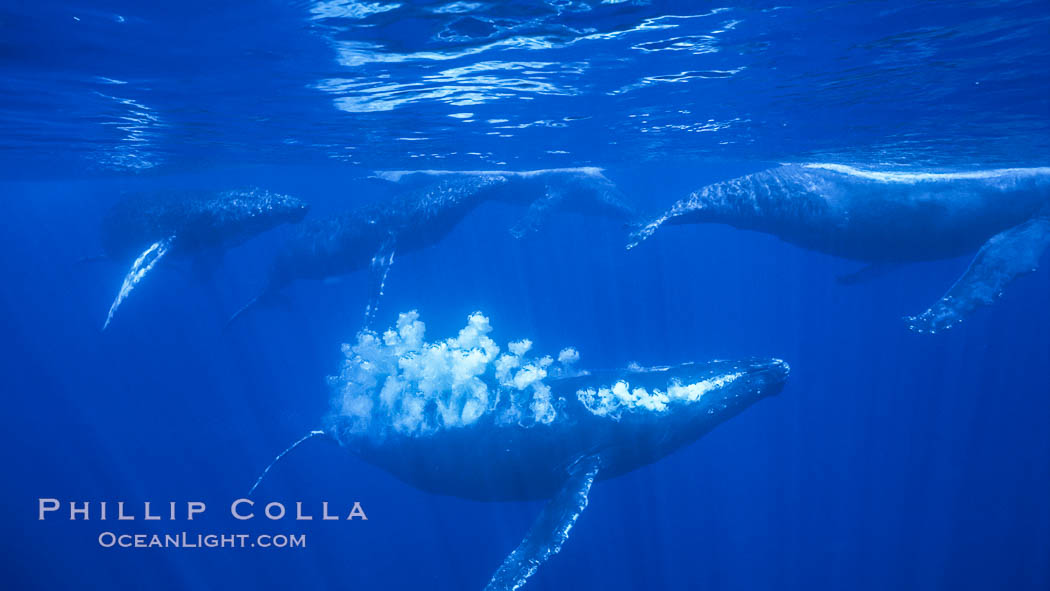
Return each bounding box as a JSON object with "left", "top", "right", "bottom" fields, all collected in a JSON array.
[
  {"left": 226, "top": 169, "right": 633, "bottom": 327},
  {"left": 98, "top": 188, "right": 308, "bottom": 330},
  {"left": 374, "top": 167, "right": 635, "bottom": 238},
  {"left": 628, "top": 164, "right": 1050, "bottom": 333},
  {"left": 290, "top": 311, "right": 786, "bottom": 590}
]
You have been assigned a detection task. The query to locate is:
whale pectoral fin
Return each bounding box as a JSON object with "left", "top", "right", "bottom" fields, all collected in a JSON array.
[
  {"left": 836, "top": 262, "right": 903, "bottom": 285},
  {"left": 509, "top": 187, "right": 565, "bottom": 239},
  {"left": 363, "top": 236, "right": 397, "bottom": 326},
  {"left": 102, "top": 235, "right": 176, "bottom": 331},
  {"left": 484, "top": 455, "right": 601, "bottom": 591},
  {"left": 905, "top": 217, "right": 1050, "bottom": 334}
]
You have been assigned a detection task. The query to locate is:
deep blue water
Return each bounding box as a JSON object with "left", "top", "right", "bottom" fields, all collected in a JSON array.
[{"left": 2, "top": 1, "right": 1049, "bottom": 590}]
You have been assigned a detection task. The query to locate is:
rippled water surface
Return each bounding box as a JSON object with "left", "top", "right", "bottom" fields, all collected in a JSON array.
[
  {"left": 3, "top": 0, "right": 1048, "bottom": 175},
  {"left": 3, "top": 3, "right": 1050, "bottom": 591}
]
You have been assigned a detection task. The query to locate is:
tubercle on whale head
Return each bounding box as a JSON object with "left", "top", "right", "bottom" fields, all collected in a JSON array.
[
  {"left": 573, "top": 359, "right": 788, "bottom": 421},
  {"left": 571, "top": 359, "right": 788, "bottom": 467},
  {"left": 225, "top": 187, "right": 310, "bottom": 223},
  {"left": 263, "top": 190, "right": 310, "bottom": 223}
]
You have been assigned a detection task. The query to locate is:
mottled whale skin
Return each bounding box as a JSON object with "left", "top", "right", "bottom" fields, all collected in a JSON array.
[
  {"left": 630, "top": 164, "right": 1050, "bottom": 333},
  {"left": 101, "top": 188, "right": 308, "bottom": 261},
  {"left": 227, "top": 169, "right": 633, "bottom": 326},
  {"left": 99, "top": 188, "right": 308, "bottom": 329},
  {"left": 270, "top": 175, "right": 508, "bottom": 286},
  {"left": 328, "top": 358, "right": 788, "bottom": 590},
  {"left": 333, "top": 359, "right": 788, "bottom": 503}
]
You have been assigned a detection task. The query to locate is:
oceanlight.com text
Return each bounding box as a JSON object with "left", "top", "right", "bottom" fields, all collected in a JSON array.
[{"left": 97, "top": 531, "right": 307, "bottom": 549}]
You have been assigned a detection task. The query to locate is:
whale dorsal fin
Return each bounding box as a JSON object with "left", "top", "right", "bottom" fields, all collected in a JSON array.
[
  {"left": 484, "top": 455, "right": 601, "bottom": 591},
  {"left": 906, "top": 217, "right": 1050, "bottom": 333},
  {"left": 102, "top": 235, "right": 176, "bottom": 331}
]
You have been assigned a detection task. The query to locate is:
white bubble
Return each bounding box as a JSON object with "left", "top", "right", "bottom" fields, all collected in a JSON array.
[{"left": 330, "top": 310, "right": 576, "bottom": 437}]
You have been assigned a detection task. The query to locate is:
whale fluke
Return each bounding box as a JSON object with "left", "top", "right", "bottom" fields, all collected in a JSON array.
[
  {"left": 103, "top": 235, "right": 175, "bottom": 331},
  {"left": 485, "top": 455, "right": 601, "bottom": 591},
  {"left": 906, "top": 216, "right": 1050, "bottom": 334}
]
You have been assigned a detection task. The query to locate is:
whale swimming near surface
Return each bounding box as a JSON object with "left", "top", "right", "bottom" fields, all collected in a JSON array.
[
  {"left": 628, "top": 164, "right": 1050, "bottom": 333},
  {"left": 254, "top": 311, "right": 789, "bottom": 590},
  {"left": 97, "top": 188, "right": 308, "bottom": 330},
  {"left": 374, "top": 167, "right": 636, "bottom": 238},
  {"left": 225, "top": 168, "right": 634, "bottom": 328}
]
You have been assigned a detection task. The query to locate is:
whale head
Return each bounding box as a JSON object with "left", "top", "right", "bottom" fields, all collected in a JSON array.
[{"left": 562, "top": 358, "right": 789, "bottom": 479}]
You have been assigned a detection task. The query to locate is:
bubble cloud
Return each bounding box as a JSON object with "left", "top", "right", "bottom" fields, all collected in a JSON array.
[{"left": 329, "top": 311, "right": 580, "bottom": 438}]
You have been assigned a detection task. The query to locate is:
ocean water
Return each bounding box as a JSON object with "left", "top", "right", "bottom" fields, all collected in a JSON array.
[{"left": 2, "top": 1, "right": 1049, "bottom": 590}]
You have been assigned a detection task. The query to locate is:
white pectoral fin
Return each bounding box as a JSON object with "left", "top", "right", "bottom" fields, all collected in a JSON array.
[
  {"left": 906, "top": 217, "right": 1050, "bottom": 334},
  {"left": 363, "top": 236, "right": 397, "bottom": 327},
  {"left": 484, "top": 455, "right": 601, "bottom": 591},
  {"left": 102, "top": 236, "right": 175, "bottom": 330}
]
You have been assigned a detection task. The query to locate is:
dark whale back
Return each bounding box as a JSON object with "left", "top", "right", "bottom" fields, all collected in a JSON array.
[
  {"left": 268, "top": 175, "right": 509, "bottom": 286},
  {"left": 683, "top": 164, "right": 1050, "bottom": 262},
  {"left": 101, "top": 188, "right": 308, "bottom": 260}
]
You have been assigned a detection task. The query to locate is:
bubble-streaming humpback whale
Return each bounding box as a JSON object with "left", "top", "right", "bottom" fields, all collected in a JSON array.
[
  {"left": 98, "top": 188, "right": 308, "bottom": 330},
  {"left": 629, "top": 164, "right": 1050, "bottom": 333},
  {"left": 336, "top": 312, "right": 789, "bottom": 587},
  {"left": 226, "top": 169, "right": 634, "bottom": 328},
  {"left": 256, "top": 311, "right": 788, "bottom": 590}
]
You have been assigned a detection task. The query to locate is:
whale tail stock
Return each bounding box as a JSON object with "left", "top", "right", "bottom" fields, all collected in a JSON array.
[
  {"left": 906, "top": 216, "right": 1050, "bottom": 334},
  {"left": 484, "top": 455, "right": 601, "bottom": 591}
]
